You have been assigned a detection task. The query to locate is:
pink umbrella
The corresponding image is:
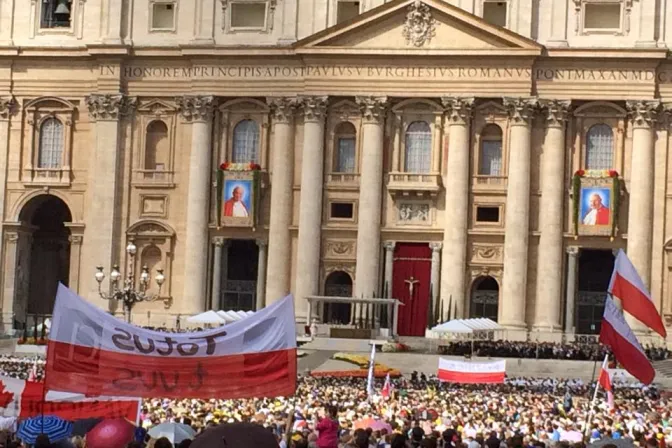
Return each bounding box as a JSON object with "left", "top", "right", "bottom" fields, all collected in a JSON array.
[{"left": 354, "top": 418, "right": 392, "bottom": 433}]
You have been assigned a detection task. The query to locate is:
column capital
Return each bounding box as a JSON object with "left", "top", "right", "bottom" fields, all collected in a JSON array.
[
  {"left": 566, "top": 246, "right": 580, "bottom": 256},
  {"left": 4, "top": 232, "right": 18, "bottom": 243},
  {"left": 356, "top": 96, "right": 388, "bottom": 125},
  {"left": 176, "top": 95, "right": 215, "bottom": 123},
  {"left": 256, "top": 238, "right": 268, "bottom": 248},
  {"left": 503, "top": 97, "right": 539, "bottom": 126},
  {"left": 429, "top": 242, "right": 443, "bottom": 252},
  {"left": 86, "top": 94, "right": 137, "bottom": 121},
  {"left": 626, "top": 100, "right": 661, "bottom": 128},
  {"left": 299, "top": 96, "right": 328, "bottom": 123},
  {"left": 68, "top": 235, "right": 83, "bottom": 245},
  {"left": 267, "top": 97, "right": 298, "bottom": 124},
  {"left": 383, "top": 241, "right": 396, "bottom": 251},
  {"left": 541, "top": 100, "right": 571, "bottom": 128},
  {"left": 0, "top": 96, "right": 17, "bottom": 121},
  {"left": 441, "top": 97, "right": 474, "bottom": 125},
  {"left": 212, "top": 237, "right": 229, "bottom": 248}
]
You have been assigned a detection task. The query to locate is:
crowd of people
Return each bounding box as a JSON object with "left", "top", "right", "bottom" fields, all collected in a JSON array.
[
  {"left": 0, "top": 353, "right": 670, "bottom": 447},
  {"left": 440, "top": 340, "right": 671, "bottom": 362}
]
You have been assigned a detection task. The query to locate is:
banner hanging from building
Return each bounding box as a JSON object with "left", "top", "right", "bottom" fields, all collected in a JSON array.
[
  {"left": 437, "top": 358, "right": 506, "bottom": 384},
  {"left": 216, "top": 162, "right": 262, "bottom": 229},
  {"left": 0, "top": 375, "right": 140, "bottom": 423},
  {"left": 46, "top": 284, "right": 297, "bottom": 399}
]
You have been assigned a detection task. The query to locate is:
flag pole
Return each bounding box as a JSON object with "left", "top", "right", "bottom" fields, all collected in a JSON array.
[{"left": 584, "top": 353, "right": 608, "bottom": 441}]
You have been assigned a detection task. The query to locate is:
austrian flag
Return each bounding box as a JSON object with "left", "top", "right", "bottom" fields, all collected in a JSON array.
[{"left": 46, "top": 284, "right": 297, "bottom": 399}]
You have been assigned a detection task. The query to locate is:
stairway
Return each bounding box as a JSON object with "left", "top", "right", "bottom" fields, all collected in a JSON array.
[{"left": 653, "top": 359, "right": 672, "bottom": 378}]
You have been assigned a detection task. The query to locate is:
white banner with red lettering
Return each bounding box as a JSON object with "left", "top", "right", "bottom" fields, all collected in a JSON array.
[
  {"left": 0, "top": 375, "right": 140, "bottom": 422},
  {"left": 438, "top": 358, "right": 506, "bottom": 384},
  {"left": 46, "top": 284, "right": 297, "bottom": 399}
]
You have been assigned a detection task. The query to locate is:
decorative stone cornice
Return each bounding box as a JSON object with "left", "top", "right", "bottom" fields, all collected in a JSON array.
[
  {"left": 356, "top": 96, "right": 388, "bottom": 124},
  {"left": 402, "top": 0, "right": 437, "bottom": 47},
  {"left": 267, "top": 97, "right": 298, "bottom": 124},
  {"left": 503, "top": 97, "right": 539, "bottom": 126},
  {"left": 626, "top": 100, "right": 661, "bottom": 129},
  {"left": 299, "top": 96, "right": 328, "bottom": 123},
  {"left": 541, "top": 100, "right": 571, "bottom": 128},
  {"left": 86, "top": 94, "right": 137, "bottom": 121},
  {"left": 0, "top": 96, "right": 17, "bottom": 120},
  {"left": 441, "top": 97, "right": 474, "bottom": 125},
  {"left": 176, "top": 95, "right": 215, "bottom": 122}
]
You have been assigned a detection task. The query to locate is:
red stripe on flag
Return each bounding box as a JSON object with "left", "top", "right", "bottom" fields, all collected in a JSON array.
[
  {"left": 612, "top": 272, "right": 667, "bottom": 338},
  {"left": 598, "top": 368, "right": 612, "bottom": 392},
  {"left": 20, "top": 381, "right": 139, "bottom": 422},
  {"left": 599, "top": 320, "right": 655, "bottom": 385},
  {"left": 46, "top": 340, "right": 297, "bottom": 399},
  {"left": 437, "top": 370, "right": 505, "bottom": 384}
]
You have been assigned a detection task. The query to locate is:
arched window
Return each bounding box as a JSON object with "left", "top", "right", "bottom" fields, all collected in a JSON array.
[
  {"left": 38, "top": 118, "right": 64, "bottom": 169},
  {"left": 324, "top": 271, "right": 353, "bottom": 324},
  {"left": 232, "top": 119, "right": 260, "bottom": 163},
  {"left": 333, "top": 122, "right": 356, "bottom": 173},
  {"left": 145, "top": 121, "right": 169, "bottom": 171},
  {"left": 141, "top": 245, "right": 162, "bottom": 283},
  {"left": 586, "top": 124, "right": 614, "bottom": 170},
  {"left": 478, "top": 124, "right": 503, "bottom": 176},
  {"left": 470, "top": 276, "right": 499, "bottom": 321},
  {"left": 404, "top": 121, "right": 431, "bottom": 173}
]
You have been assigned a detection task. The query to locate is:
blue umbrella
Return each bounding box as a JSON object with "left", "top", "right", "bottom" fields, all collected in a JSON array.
[{"left": 18, "top": 415, "right": 73, "bottom": 444}]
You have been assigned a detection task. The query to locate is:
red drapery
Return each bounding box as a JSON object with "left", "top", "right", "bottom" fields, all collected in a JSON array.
[{"left": 392, "top": 243, "right": 431, "bottom": 336}]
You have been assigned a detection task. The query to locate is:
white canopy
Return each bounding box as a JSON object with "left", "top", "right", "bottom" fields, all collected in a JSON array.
[
  {"left": 216, "top": 310, "right": 255, "bottom": 324},
  {"left": 430, "top": 318, "right": 502, "bottom": 334},
  {"left": 186, "top": 310, "right": 226, "bottom": 325}
]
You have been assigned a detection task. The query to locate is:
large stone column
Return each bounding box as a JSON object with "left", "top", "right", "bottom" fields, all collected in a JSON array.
[
  {"left": 211, "top": 237, "right": 225, "bottom": 310},
  {"left": 177, "top": 95, "right": 215, "bottom": 314},
  {"left": 440, "top": 97, "right": 473, "bottom": 319},
  {"left": 256, "top": 239, "right": 268, "bottom": 310},
  {"left": 0, "top": 97, "right": 14, "bottom": 323},
  {"left": 534, "top": 100, "right": 570, "bottom": 331},
  {"left": 84, "top": 94, "right": 136, "bottom": 303},
  {"left": 383, "top": 241, "right": 395, "bottom": 297},
  {"left": 625, "top": 100, "right": 660, "bottom": 331},
  {"left": 564, "top": 246, "right": 579, "bottom": 334},
  {"left": 354, "top": 96, "right": 387, "bottom": 299},
  {"left": 265, "top": 98, "right": 297, "bottom": 304},
  {"left": 295, "top": 96, "right": 328, "bottom": 320},
  {"left": 429, "top": 242, "right": 442, "bottom": 322},
  {"left": 500, "top": 98, "right": 537, "bottom": 330}
]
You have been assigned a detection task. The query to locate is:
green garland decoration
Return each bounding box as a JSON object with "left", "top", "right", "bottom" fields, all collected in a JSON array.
[
  {"left": 216, "top": 169, "right": 224, "bottom": 228},
  {"left": 611, "top": 176, "right": 620, "bottom": 240},
  {"left": 252, "top": 170, "right": 261, "bottom": 230},
  {"left": 572, "top": 173, "right": 581, "bottom": 237}
]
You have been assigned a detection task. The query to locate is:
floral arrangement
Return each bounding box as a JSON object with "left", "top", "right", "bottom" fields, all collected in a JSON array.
[
  {"left": 572, "top": 169, "right": 620, "bottom": 240},
  {"left": 327, "top": 352, "right": 401, "bottom": 378},
  {"left": 381, "top": 342, "right": 410, "bottom": 353},
  {"left": 219, "top": 162, "right": 261, "bottom": 171},
  {"left": 17, "top": 337, "right": 47, "bottom": 346}
]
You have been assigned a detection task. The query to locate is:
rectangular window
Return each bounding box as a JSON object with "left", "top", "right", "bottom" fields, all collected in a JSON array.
[
  {"left": 330, "top": 202, "right": 354, "bottom": 220},
  {"left": 230, "top": 2, "right": 268, "bottom": 29},
  {"left": 40, "top": 0, "right": 72, "bottom": 29},
  {"left": 337, "top": 1, "right": 360, "bottom": 24},
  {"left": 151, "top": 3, "right": 176, "bottom": 30},
  {"left": 482, "top": 1, "right": 507, "bottom": 27},
  {"left": 476, "top": 206, "right": 500, "bottom": 223},
  {"left": 583, "top": 3, "right": 621, "bottom": 30}
]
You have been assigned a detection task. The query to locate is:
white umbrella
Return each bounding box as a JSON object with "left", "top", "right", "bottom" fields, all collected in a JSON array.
[{"left": 148, "top": 422, "right": 195, "bottom": 444}]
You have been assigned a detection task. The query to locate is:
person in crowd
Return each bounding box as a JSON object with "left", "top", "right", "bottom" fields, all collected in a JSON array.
[{"left": 316, "top": 405, "right": 340, "bottom": 448}]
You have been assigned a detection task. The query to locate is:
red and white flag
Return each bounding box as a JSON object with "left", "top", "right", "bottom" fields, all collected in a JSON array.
[
  {"left": 381, "top": 373, "right": 392, "bottom": 398},
  {"left": 0, "top": 375, "right": 140, "bottom": 423},
  {"left": 438, "top": 359, "right": 505, "bottom": 384},
  {"left": 46, "top": 284, "right": 297, "bottom": 399},
  {"left": 609, "top": 250, "right": 667, "bottom": 337},
  {"left": 598, "top": 360, "right": 614, "bottom": 410},
  {"left": 599, "top": 296, "right": 655, "bottom": 385}
]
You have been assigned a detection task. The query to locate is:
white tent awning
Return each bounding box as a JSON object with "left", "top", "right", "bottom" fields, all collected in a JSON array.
[
  {"left": 216, "top": 310, "right": 255, "bottom": 323},
  {"left": 186, "top": 310, "right": 226, "bottom": 325},
  {"left": 430, "top": 318, "right": 502, "bottom": 334}
]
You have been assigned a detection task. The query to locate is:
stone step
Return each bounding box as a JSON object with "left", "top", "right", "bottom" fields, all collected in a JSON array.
[{"left": 300, "top": 337, "right": 385, "bottom": 352}]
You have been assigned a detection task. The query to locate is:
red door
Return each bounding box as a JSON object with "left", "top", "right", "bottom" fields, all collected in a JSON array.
[{"left": 392, "top": 243, "right": 431, "bottom": 337}]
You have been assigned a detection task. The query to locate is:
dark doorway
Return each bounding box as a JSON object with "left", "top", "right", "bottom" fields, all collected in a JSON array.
[
  {"left": 18, "top": 195, "right": 71, "bottom": 317},
  {"left": 221, "top": 239, "right": 258, "bottom": 311},
  {"left": 577, "top": 249, "right": 614, "bottom": 334},
  {"left": 470, "top": 276, "right": 499, "bottom": 321},
  {"left": 323, "top": 271, "right": 353, "bottom": 324}
]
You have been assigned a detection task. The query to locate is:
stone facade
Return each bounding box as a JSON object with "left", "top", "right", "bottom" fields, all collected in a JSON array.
[{"left": 1, "top": 0, "right": 672, "bottom": 340}]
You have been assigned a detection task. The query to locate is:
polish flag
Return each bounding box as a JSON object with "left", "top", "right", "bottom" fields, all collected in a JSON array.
[
  {"left": 438, "top": 359, "right": 505, "bottom": 384},
  {"left": 609, "top": 250, "right": 667, "bottom": 337},
  {"left": 0, "top": 374, "right": 140, "bottom": 423},
  {"left": 598, "top": 360, "right": 614, "bottom": 410},
  {"left": 46, "top": 284, "right": 297, "bottom": 399},
  {"left": 599, "top": 296, "right": 655, "bottom": 385},
  {"left": 381, "top": 373, "right": 392, "bottom": 398}
]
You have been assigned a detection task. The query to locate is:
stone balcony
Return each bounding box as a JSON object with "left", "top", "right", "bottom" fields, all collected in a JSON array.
[
  {"left": 386, "top": 172, "right": 442, "bottom": 197},
  {"left": 325, "top": 173, "right": 360, "bottom": 190},
  {"left": 472, "top": 175, "right": 508, "bottom": 190}
]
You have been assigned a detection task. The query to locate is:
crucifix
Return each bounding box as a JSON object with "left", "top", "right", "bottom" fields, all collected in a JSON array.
[{"left": 405, "top": 276, "right": 419, "bottom": 298}]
